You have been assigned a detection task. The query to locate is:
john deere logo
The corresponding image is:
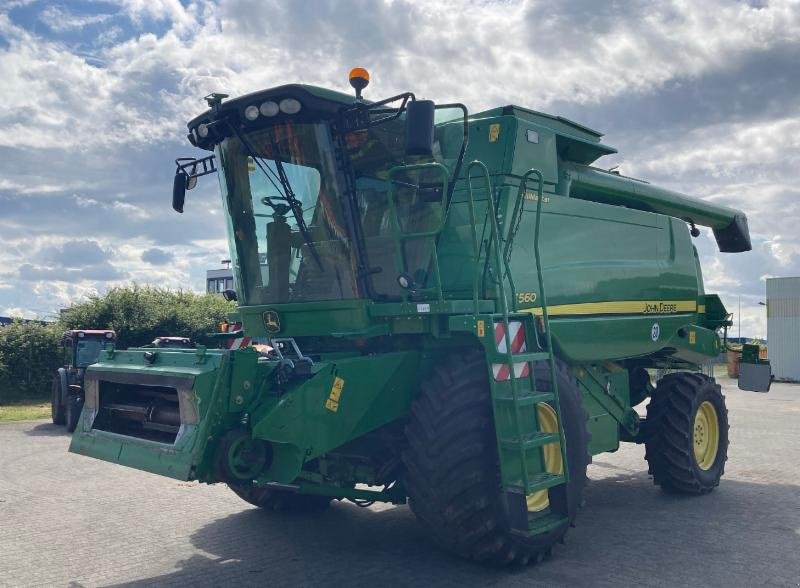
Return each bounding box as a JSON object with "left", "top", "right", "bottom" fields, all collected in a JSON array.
[{"left": 263, "top": 310, "right": 281, "bottom": 333}]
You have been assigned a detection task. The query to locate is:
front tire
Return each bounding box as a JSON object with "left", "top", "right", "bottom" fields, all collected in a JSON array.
[
  {"left": 644, "top": 372, "right": 729, "bottom": 494},
  {"left": 65, "top": 395, "right": 83, "bottom": 433},
  {"left": 402, "top": 351, "right": 590, "bottom": 565},
  {"left": 51, "top": 377, "right": 65, "bottom": 425}
]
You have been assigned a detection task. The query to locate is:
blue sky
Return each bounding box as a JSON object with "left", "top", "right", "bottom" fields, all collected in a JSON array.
[{"left": 1, "top": 0, "right": 799, "bottom": 337}]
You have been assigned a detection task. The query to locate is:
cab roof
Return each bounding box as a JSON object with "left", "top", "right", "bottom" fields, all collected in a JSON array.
[{"left": 64, "top": 329, "right": 116, "bottom": 338}]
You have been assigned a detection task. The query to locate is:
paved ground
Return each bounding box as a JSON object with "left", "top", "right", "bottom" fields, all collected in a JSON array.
[{"left": 1, "top": 378, "right": 799, "bottom": 587}]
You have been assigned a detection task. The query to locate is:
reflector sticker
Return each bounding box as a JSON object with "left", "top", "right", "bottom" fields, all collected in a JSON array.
[
  {"left": 492, "top": 321, "right": 530, "bottom": 381},
  {"left": 225, "top": 324, "right": 252, "bottom": 350}
]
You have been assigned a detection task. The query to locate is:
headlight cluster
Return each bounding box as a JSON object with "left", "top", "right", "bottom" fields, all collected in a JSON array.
[
  {"left": 242, "top": 98, "right": 302, "bottom": 123},
  {"left": 189, "top": 96, "right": 304, "bottom": 146}
]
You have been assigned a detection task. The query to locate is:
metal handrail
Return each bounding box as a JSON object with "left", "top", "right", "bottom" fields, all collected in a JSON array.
[
  {"left": 466, "top": 160, "right": 532, "bottom": 491},
  {"left": 525, "top": 167, "right": 569, "bottom": 483},
  {"left": 385, "top": 162, "right": 450, "bottom": 302}
]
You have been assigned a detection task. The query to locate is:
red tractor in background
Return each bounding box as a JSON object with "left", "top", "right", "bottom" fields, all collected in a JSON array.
[{"left": 51, "top": 330, "right": 116, "bottom": 432}]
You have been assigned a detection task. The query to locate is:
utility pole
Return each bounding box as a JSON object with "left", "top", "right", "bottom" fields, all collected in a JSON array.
[{"left": 738, "top": 295, "right": 741, "bottom": 340}]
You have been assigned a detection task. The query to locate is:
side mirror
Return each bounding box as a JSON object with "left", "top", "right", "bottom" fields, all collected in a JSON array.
[
  {"left": 405, "top": 100, "right": 435, "bottom": 157},
  {"left": 173, "top": 171, "right": 188, "bottom": 213},
  {"left": 222, "top": 289, "right": 237, "bottom": 302}
]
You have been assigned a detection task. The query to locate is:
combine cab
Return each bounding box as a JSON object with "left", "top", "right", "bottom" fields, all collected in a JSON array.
[{"left": 71, "top": 69, "right": 766, "bottom": 564}]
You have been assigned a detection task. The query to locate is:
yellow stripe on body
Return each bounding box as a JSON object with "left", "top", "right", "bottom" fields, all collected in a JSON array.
[{"left": 520, "top": 300, "right": 698, "bottom": 317}]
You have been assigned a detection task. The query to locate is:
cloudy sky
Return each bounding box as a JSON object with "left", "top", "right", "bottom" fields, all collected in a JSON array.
[{"left": 1, "top": 0, "right": 798, "bottom": 337}]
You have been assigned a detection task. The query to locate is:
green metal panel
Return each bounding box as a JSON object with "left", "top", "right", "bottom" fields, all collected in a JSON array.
[{"left": 252, "top": 351, "right": 420, "bottom": 483}]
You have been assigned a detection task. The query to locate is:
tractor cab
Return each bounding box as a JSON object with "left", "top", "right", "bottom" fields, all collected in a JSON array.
[
  {"left": 62, "top": 330, "right": 116, "bottom": 369},
  {"left": 53, "top": 329, "right": 116, "bottom": 432}
]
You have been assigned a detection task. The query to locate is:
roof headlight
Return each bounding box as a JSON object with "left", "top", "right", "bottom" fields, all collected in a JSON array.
[
  {"left": 197, "top": 123, "right": 209, "bottom": 138},
  {"left": 279, "top": 98, "right": 302, "bottom": 114},
  {"left": 244, "top": 105, "right": 260, "bottom": 121},
  {"left": 260, "top": 101, "right": 279, "bottom": 117}
]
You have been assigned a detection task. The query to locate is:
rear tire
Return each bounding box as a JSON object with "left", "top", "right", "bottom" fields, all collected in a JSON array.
[
  {"left": 644, "top": 372, "right": 729, "bottom": 494},
  {"left": 402, "top": 351, "right": 590, "bottom": 565},
  {"left": 229, "top": 483, "right": 331, "bottom": 512},
  {"left": 51, "top": 377, "right": 65, "bottom": 425},
  {"left": 65, "top": 395, "right": 83, "bottom": 433}
]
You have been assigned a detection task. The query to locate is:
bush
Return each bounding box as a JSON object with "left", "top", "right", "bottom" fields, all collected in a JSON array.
[
  {"left": 0, "top": 321, "right": 62, "bottom": 403},
  {"left": 0, "top": 285, "right": 235, "bottom": 404},
  {"left": 59, "top": 285, "right": 235, "bottom": 349}
]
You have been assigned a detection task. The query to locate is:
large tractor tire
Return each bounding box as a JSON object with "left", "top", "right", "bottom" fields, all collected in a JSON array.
[
  {"left": 229, "top": 483, "right": 332, "bottom": 512},
  {"left": 644, "top": 372, "right": 729, "bottom": 494},
  {"left": 402, "top": 351, "right": 590, "bottom": 565},
  {"left": 51, "top": 377, "right": 65, "bottom": 425},
  {"left": 65, "top": 394, "right": 83, "bottom": 433}
]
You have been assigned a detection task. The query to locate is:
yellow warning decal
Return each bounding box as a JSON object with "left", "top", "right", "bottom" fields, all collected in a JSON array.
[
  {"left": 520, "top": 300, "right": 697, "bottom": 317},
  {"left": 689, "top": 331, "right": 697, "bottom": 345},
  {"left": 325, "top": 376, "right": 345, "bottom": 412},
  {"left": 488, "top": 123, "right": 500, "bottom": 142},
  {"left": 477, "top": 319, "right": 485, "bottom": 337}
]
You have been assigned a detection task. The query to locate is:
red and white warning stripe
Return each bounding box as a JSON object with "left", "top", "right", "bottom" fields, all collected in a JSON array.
[
  {"left": 225, "top": 323, "right": 252, "bottom": 350},
  {"left": 492, "top": 321, "right": 530, "bottom": 381}
]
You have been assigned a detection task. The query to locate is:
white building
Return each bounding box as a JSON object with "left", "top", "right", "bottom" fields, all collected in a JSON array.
[{"left": 766, "top": 277, "right": 800, "bottom": 382}]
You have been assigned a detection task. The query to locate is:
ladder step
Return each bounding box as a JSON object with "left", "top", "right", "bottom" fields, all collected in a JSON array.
[
  {"left": 494, "top": 390, "right": 554, "bottom": 407},
  {"left": 527, "top": 512, "right": 569, "bottom": 535},
  {"left": 500, "top": 432, "right": 561, "bottom": 451},
  {"left": 489, "top": 351, "right": 551, "bottom": 363},
  {"left": 510, "top": 351, "right": 552, "bottom": 362},
  {"left": 507, "top": 472, "right": 567, "bottom": 496}
]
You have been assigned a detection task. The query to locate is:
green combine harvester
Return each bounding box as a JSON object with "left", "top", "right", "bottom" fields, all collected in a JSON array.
[{"left": 70, "top": 69, "right": 768, "bottom": 565}]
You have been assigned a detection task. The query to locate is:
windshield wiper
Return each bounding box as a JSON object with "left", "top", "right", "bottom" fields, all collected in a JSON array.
[{"left": 226, "top": 123, "right": 324, "bottom": 272}]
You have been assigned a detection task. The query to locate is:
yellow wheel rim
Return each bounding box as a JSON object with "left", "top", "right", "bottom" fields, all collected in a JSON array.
[
  {"left": 693, "top": 401, "right": 720, "bottom": 470},
  {"left": 526, "top": 403, "right": 563, "bottom": 512}
]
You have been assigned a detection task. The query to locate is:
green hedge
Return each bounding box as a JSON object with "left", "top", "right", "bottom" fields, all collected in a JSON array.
[
  {"left": 0, "top": 285, "right": 234, "bottom": 404},
  {"left": 0, "top": 321, "right": 62, "bottom": 403}
]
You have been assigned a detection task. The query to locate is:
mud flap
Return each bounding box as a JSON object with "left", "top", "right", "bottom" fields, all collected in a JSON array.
[{"left": 738, "top": 363, "right": 771, "bottom": 393}]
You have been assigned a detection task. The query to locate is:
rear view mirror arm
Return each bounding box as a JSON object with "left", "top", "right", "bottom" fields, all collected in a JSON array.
[
  {"left": 172, "top": 155, "right": 218, "bottom": 213},
  {"left": 175, "top": 155, "right": 217, "bottom": 182}
]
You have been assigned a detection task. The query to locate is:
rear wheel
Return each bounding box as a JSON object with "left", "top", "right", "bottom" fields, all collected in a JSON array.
[
  {"left": 644, "top": 372, "right": 729, "bottom": 494},
  {"left": 402, "top": 351, "right": 590, "bottom": 565},
  {"left": 65, "top": 394, "right": 83, "bottom": 433},
  {"left": 51, "top": 377, "right": 65, "bottom": 425},
  {"left": 229, "top": 483, "right": 331, "bottom": 512}
]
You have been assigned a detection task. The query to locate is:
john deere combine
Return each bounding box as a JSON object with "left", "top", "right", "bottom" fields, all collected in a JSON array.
[{"left": 70, "top": 69, "right": 766, "bottom": 564}]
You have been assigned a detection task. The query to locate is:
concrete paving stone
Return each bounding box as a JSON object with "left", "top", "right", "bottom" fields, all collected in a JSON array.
[{"left": 0, "top": 379, "right": 798, "bottom": 587}]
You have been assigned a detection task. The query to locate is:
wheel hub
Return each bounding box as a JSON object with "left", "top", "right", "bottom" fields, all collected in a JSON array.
[{"left": 693, "top": 400, "right": 720, "bottom": 470}]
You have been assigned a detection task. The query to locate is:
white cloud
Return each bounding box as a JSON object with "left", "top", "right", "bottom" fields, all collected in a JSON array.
[
  {"left": 0, "top": 0, "right": 799, "bottom": 338},
  {"left": 39, "top": 5, "right": 113, "bottom": 32}
]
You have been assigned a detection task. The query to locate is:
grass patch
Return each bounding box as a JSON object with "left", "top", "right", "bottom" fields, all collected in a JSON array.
[{"left": 0, "top": 403, "right": 51, "bottom": 422}]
